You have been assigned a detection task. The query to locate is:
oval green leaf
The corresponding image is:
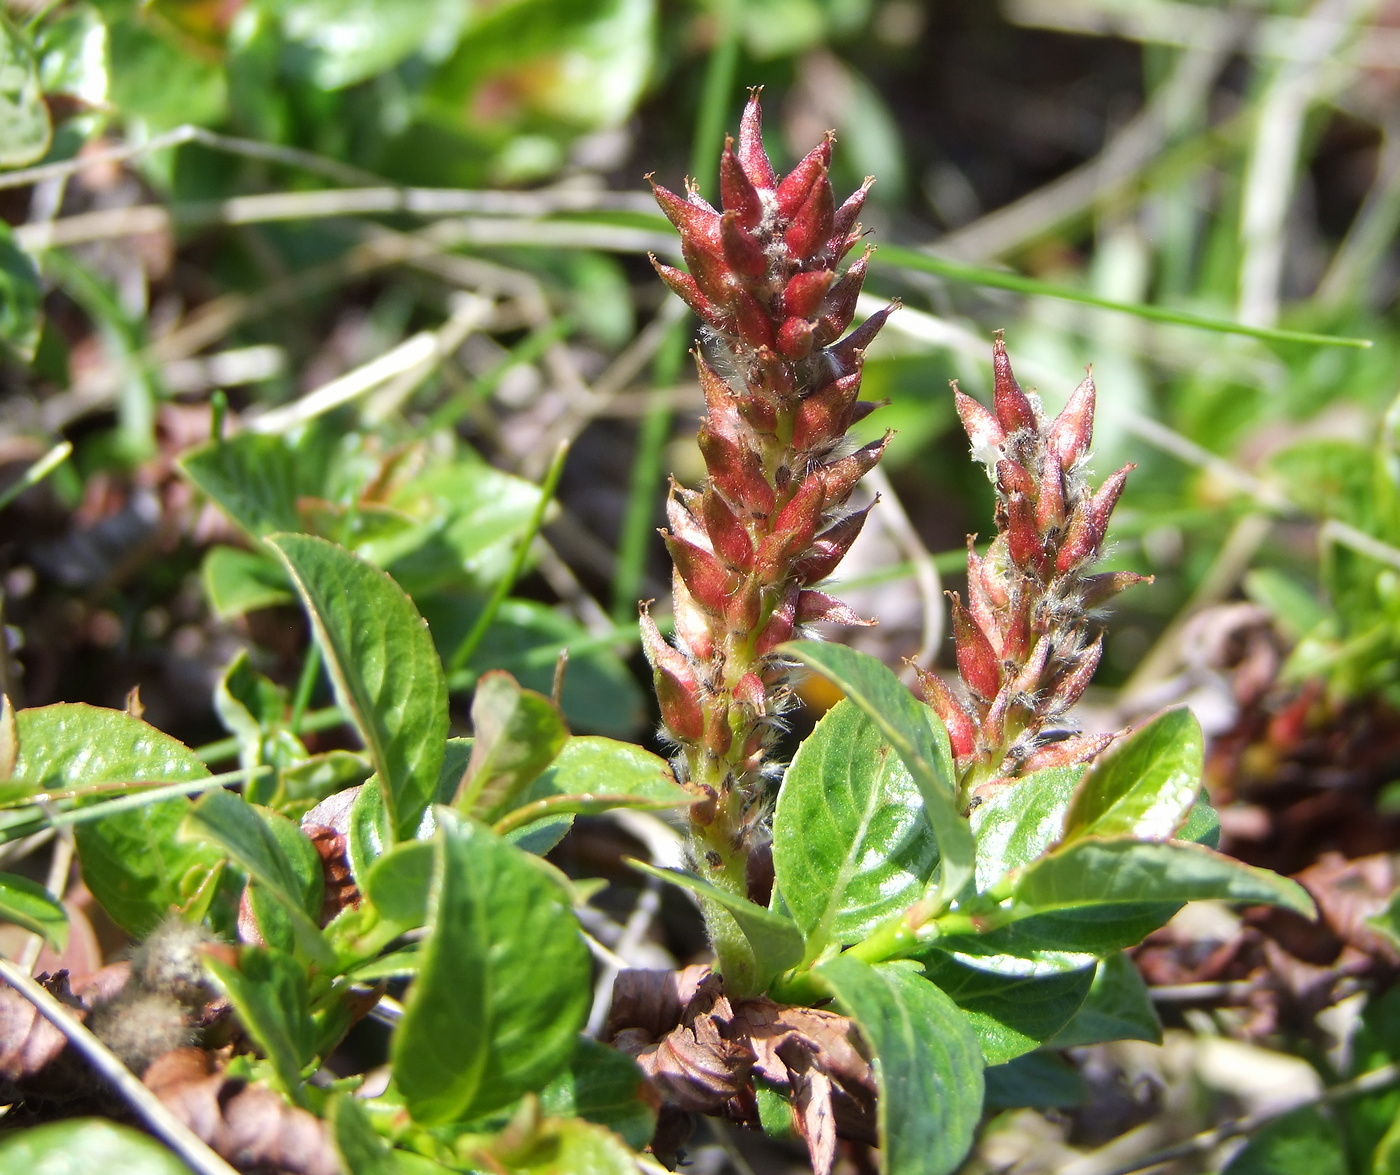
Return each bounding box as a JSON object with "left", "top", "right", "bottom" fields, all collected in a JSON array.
[
  {"left": 393, "top": 811, "right": 590, "bottom": 1125},
  {"left": 969, "top": 764, "right": 1083, "bottom": 892},
  {"left": 818, "top": 955, "right": 984, "bottom": 1175},
  {"left": 0, "top": 1118, "right": 190, "bottom": 1174},
  {"left": 12, "top": 704, "right": 220, "bottom": 937},
  {"left": 1011, "top": 837, "right": 1317, "bottom": 919},
  {"left": 268, "top": 534, "right": 448, "bottom": 842},
  {"left": 1062, "top": 708, "right": 1202, "bottom": 842},
  {"left": 774, "top": 700, "right": 938, "bottom": 956},
  {"left": 919, "top": 950, "right": 1093, "bottom": 1065},
  {"left": 0, "top": 870, "right": 67, "bottom": 950},
  {"left": 779, "top": 641, "right": 974, "bottom": 905}
]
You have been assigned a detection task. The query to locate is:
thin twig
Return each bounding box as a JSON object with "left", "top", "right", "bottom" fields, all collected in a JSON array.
[
  {"left": 0, "top": 958, "right": 241, "bottom": 1175},
  {"left": 1095, "top": 1061, "right": 1400, "bottom": 1175}
]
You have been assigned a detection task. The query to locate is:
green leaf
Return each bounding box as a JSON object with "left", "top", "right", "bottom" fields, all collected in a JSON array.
[
  {"left": 1178, "top": 797, "right": 1221, "bottom": 849},
  {"left": 984, "top": 1052, "right": 1085, "bottom": 1109},
  {"left": 0, "top": 1118, "right": 190, "bottom": 1173},
  {"left": 969, "top": 765, "right": 1082, "bottom": 892},
  {"left": 1222, "top": 1106, "right": 1346, "bottom": 1175},
  {"left": 950, "top": 904, "right": 1181, "bottom": 959},
  {"left": 328, "top": 1092, "right": 397, "bottom": 1175},
  {"left": 276, "top": 0, "right": 467, "bottom": 90},
  {"left": 773, "top": 700, "right": 938, "bottom": 957},
  {"left": 1011, "top": 837, "right": 1317, "bottom": 920},
  {"left": 202, "top": 546, "right": 295, "bottom": 618},
  {"left": 393, "top": 811, "right": 590, "bottom": 1124},
  {"left": 539, "top": 1037, "right": 657, "bottom": 1151},
  {"left": 0, "top": 16, "right": 51, "bottom": 168},
  {"left": 268, "top": 534, "right": 448, "bottom": 842},
  {"left": 186, "top": 790, "right": 333, "bottom": 969},
  {"left": 347, "top": 780, "right": 393, "bottom": 885},
  {"left": 628, "top": 859, "right": 804, "bottom": 994},
  {"left": 382, "top": 461, "right": 546, "bottom": 595},
  {"left": 780, "top": 641, "right": 974, "bottom": 905},
  {"left": 919, "top": 950, "right": 1093, "bottom": 1065},
  {"left": 495, "top": 736, "right": 691, "bottom": 836},
  {"left": 12, "top": 704, "right": 220, "bottom": 937},
  {"left": 202, "top": 946, "right": 313, "bottom": 1097},
  {"left": 0, "top": 223, "right": 41, "bottom": 362},
  {"left": 179, "top": 430, "right": 336, "bottom": 540},
  {"left": 481, "top": 1116, "right": 638, "bottom": 1175},
  {"left": 35, "top": 5, "right": 108, "bottom": 106},
  {"left": 819, "top": 955, "right": 984, "bottom": 1175},
  {"left": 456, "top": 671, "right": 568, "bottom": 820},
  {"left": 0, "top": 871, "right": 67, "bottom": 949},
  {"left": 1062, "top": 708, "right": 1203, "bottom": 842},
  {"left": 1045, "top": 953, "right": 1161, "bottom": 1048},
  {"left": 364, "top": 839, "right": 434, "bottom": 929}
]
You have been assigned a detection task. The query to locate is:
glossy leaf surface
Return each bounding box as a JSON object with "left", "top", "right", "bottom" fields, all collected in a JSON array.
[
  {"left": 1062, "top": 708, "right": 1202, "bottom": 842},
  {"left": 919, "top": 950, "right": 1093, "bottom": 1064},
  {"left": 1011, "top": 837, "right": 1316, "bottom": 919},
  {"left": 269, "top": 534, "right": 448, "bottom": 842},
  {"left": 773, "top": 700, "right": 938, "bottom": 955},
  {"left": 393, "top": 812, "right": 590, "bottom": 1124},
  {"left": 12, "top": 704, "right": 220, "bottom": 937},
  {"left": 819, "top": 955, "right": 984, "bottom": 1175},
  {"left": 969, "top": 765, "right": 1082, "bottom": 892},
  {"left": 781, "top": 641, "right": 974, "bottom": 904}
]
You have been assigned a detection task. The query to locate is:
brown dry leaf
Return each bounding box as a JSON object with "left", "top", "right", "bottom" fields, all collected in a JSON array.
[
  {"left": 145, "top": 1047, "right": 340, "bottom": 1175},
  {"left": 0, "top": 973, "right": 79, "bottom": 1085}
]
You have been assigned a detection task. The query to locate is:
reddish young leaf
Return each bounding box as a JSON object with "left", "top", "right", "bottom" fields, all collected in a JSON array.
[
  {"left": 991, "top": 335, "right": 1037, "bottom": 433},
  {"left": 775, "top": 136, "right": 833, "bottom": 220},
  {"left": 951, "top": 593, "right": 1001, "bottom": 701},
  {"left": 720, "top": 138, "right": 765, "bottom": 230},
  {"left": 738, "top": 93, "right": 777, "bottom": 191},
  {"left": 783, "top": 269, "right": 836, "bottom": 320}
]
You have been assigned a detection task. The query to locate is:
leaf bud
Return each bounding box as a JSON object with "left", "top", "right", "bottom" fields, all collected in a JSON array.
[
  {"left": 992, "top": 334, "right": 1038, "bottom": 433},
  {"left": 1047, "top": 374, "right": 1095, "bottom": 470},
  {"left": 719, "top": 139, "right": 765, "bottom": 230},
  {"left": 721, "top": 211, "right": 768, "bottom": 278},
  {"left": 737, "top": 92, "right": 777, "bottom": 190},
  {"left": 913, "top": 666, "right": 979, "bottom": 761},
  {"left": 792, "top": 503, "right": 873, "bottom": 584},
  {"left": 783, "top": 269, "right": 836, "bottom": 320},
  {"left": 950, "top": 593, "right": 1001, "bottom": 701},
  {"left": 775, "top": 135, "right": 833, "bottom": 220}
]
